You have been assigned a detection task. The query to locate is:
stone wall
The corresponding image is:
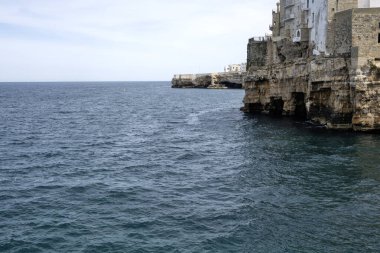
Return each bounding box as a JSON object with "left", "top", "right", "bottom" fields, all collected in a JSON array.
[
  {"left": 337, "top": 0, "right": 359, "bottom": 12},
  {"left": 331, "top": 10, "right": 353, "bottom": 55},
  {"left": 247, "top": 38, "right": 268, "bottom": 69},
  {"left": 351, "top": 8, "right": 380, "bottom": 67}
]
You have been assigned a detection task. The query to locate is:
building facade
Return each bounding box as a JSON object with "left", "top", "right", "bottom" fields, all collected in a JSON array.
[{"left": 271, "top": 0, "right": 380, "bottom": 54}]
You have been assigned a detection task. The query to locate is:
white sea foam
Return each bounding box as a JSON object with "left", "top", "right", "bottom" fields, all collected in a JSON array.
[{"left": 186, "top": 107, "right": 226, "bottom": 125}]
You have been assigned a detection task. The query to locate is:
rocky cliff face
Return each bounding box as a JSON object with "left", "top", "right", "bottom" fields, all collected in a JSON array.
[
  {"left": 243, "top": 8, "right": 380, "bottom": 132},
  {"left": 243, "top": 52, "right": 380, "bottom": 131},
  {"left": 351, "top": 62, "right": 380, "bottom": 131},
  {"left": 172, "top": 72, "right": 244, "bottom": 89}
]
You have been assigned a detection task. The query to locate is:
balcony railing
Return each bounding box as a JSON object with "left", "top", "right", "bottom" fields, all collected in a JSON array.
[{"left": 249, "top": 35, "right": 272, "bottom": 43}]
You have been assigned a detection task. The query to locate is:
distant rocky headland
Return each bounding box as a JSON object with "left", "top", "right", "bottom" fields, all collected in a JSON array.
[{"left": 171, "top": 72, "right": 245, "bottom": 89}]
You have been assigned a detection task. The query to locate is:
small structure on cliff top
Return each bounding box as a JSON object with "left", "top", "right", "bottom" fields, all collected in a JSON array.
[
  {"left": 243, "top": 0, "right": 380, "bottom": 131},
  {"left": 224, "top": 63, "right": 247, "bottom": 73}
]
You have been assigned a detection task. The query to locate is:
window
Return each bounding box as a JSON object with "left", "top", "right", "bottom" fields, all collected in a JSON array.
[
  {"left": 307, "top": 0, "right": 309, "bottom": 8},
  {"left": 378, "top": 33, "right": 380, "bottom": 43},
  {"left": 379, "top": 22, "right": 380, "bottom": 29}
]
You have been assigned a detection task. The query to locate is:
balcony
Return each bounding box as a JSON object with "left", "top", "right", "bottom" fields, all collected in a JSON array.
[
  {"left": 284, "top": 0, "right": 295, "bottom": 8},
  {"left": 283, "top": 13, "right": 295, "bottom": 22}
]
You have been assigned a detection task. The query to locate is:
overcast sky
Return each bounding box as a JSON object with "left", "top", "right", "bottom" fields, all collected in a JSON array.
[{"left": 0, "top": 0, "right": 275, "bottom": 82}]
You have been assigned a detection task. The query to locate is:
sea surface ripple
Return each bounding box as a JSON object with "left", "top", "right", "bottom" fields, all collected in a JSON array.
[{"left": 0, "top": 82, "right": 379, "bottom": 252}]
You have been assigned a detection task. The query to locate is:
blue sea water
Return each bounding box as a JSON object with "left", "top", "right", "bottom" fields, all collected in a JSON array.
[{"left": 0, "top": 81, "right": 379, "bottom": 253}]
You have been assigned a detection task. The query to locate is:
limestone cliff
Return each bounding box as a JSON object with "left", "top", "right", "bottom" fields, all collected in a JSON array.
[{"left": 243, "top": 7, "right": 380, "bottom": 132}]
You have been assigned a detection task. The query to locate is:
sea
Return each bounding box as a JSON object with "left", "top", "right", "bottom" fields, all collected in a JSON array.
[{"left": 0, "top": 81, "right": 379, "bottom": 253}]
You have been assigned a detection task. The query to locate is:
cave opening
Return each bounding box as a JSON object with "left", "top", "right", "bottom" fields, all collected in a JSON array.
[
  {"left": 293, "top": 92, "right": 307, "bottom": 119},
  {"left": 247, "top": 103, "right": 263, "bottom": 113},
  {"left": 269, "top": 97, "right": 284, "bottom": 116}
]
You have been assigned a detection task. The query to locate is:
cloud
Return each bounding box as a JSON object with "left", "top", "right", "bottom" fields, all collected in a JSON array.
[{"left": 0, "top": 0, "right": 276, "bottom": 81}]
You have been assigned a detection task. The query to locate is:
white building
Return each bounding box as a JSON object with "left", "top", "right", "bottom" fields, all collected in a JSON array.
[
  {"left": 358, "top": 0, "right": 380, "bottom": 7},
  {"left": 224, "top": 64, "right": 246, "bottom": 73},
  {"left": 308, "top": 0, "right": 329, "bottom": 54}
]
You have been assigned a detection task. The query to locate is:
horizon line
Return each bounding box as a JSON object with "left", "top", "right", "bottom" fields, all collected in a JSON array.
[{"left": 0, "top": 80, "right": 171, "bottom": 83}]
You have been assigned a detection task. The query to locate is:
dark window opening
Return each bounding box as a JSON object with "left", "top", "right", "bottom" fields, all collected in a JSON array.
[
  {"left": 378, "top": 22, "right": 380, "bottom": 29},
  {"left": 378, "top": 33, "right": 380, "bottom": 43}
]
